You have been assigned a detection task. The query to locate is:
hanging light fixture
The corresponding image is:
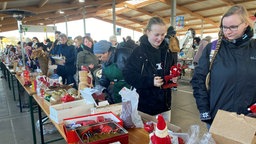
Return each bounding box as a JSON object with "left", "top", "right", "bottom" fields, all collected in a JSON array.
[{"left": 0, "top": 9, "right": 35, "bottom": 66}]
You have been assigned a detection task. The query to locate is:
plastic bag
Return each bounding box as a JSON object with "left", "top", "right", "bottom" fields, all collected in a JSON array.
[
  {"left": 36, "top": 117, "right": 57, "bottom": 135},
  {"left": 119, "top": 87, "right": 144, "bottom": 128},
  {"left": 187, "top": 125, "right": 200, "bottom": 144},
  {"left": 199, "top": 133, "right": 216, "bottom": 144},
  {"left": 186, "top": 125, "right": 216, "bottom": 144}
]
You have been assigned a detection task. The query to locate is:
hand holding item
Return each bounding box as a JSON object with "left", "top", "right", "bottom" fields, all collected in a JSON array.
[{"left": 154, "top": 76, "right": 163, "bottom": 87}]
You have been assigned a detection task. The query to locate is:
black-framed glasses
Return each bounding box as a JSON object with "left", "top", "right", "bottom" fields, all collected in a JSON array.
[{"left": 222, "top": 22, "right": 244, "bottom": 31}]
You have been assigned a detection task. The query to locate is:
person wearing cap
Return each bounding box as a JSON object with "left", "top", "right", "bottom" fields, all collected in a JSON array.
[{"left": 94, "top": 40, "right": 132, "bottom": 104}]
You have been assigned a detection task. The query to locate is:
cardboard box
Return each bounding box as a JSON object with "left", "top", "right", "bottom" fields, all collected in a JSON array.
[
  {"left": 63, "top": 112, "right": 123, "bottom": 143},
  {"left": 210, "top": 110, "right": 256, "bottom": 144},
  {"left": 94, "top": 103, "right": 122, "bottom": 116},
  {"left": 49, "top": 99, "right": 94, "bottom": 124}
]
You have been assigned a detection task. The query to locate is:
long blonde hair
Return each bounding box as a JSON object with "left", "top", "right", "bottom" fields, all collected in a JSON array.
[{"left": 206, "top": 5, "right": 251, "bottom": 89}]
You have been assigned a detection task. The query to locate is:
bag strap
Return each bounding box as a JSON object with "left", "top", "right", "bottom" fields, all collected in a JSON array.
[{"left": 208, "top": 40, "right": 219, "bottom": 71}]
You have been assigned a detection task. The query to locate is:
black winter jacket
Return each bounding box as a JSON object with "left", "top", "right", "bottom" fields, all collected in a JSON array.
[
  {"left": 123, "top": 35, "right": 175, "bottom": 115},
  {"left": 50, "top": 43, "right": 76, "bottom": 76},
  {"left": 191, "top": 28, "right": 256, "bottom": 124}
]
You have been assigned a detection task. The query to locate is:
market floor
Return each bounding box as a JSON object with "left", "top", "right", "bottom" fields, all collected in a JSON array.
[{"left": 0, "top": 74, "right": 207, "bottom": 144}]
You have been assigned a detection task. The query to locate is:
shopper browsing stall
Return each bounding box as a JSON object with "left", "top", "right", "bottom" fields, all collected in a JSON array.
[
  {"left": 123, "top": 17, "right": 177, "bottom": 121},
  {"left": 94, "top": 40, "right": 132, "bottom": 104},
  {"left": 191, "top": 5, "right": 256, "bottom": 127},
  {"left": 50, "top": 33, "right": 76, "bottom": 85}
]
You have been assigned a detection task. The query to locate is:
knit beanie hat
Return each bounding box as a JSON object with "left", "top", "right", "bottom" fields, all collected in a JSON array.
[
  {"left": 155, "top": 114, "right": 168, "bottom": 138},
  {"left": 93, "top": 40, "right": 112, "bottom": 54}
]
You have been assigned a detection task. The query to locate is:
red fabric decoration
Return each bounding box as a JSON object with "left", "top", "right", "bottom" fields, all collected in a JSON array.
[{"left": 162, "top": 64, "right": 181, "bottom": 89}]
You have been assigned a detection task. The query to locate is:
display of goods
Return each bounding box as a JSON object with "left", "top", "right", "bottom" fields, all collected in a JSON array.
[{"left": 75, "top": 121, "right": 128, "bottom": 144}]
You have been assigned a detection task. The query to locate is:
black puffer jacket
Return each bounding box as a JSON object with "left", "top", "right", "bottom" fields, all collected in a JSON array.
[
  {"left": 123, "top": 35, "right": 175, "bottom": 115},
  {"left": 191, "top": 27, "right": 256, "bottom": 124},
  {"left": 50, "top": 43, "right": 76, "bottom": 76}
]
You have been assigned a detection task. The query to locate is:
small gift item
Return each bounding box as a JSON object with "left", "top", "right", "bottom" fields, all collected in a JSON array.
[
  {"left": 149, "top": 114, "right": 171, "bottom": 144},
  {"left": 78, "top": 68, "right": 93, "bottom": 97},
  {"left": 144, "top": 121, "right": 154, "bottom": 133},
  {"left": 248, "top": 103, "right": 256, "bottom": 113},
  {"left": 162, "top": 64, "right": 181, "bottom": 89},
  {"left": 61, "top": 93, "right": 75, "bottom": 103}
]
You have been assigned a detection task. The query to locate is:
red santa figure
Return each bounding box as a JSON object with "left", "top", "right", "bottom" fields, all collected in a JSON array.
[{"left": 150, "top": 114, "right": 171, "bottom": 144}]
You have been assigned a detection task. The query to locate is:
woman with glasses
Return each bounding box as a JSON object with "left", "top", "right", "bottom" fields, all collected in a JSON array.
[{"left": 191, "top": 5, "right": 256, "bottom": 128}]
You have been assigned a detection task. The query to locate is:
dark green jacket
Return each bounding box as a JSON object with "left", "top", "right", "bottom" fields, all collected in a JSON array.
[{"left": 99, "top": 47, "right": 132, "bottom": 104}]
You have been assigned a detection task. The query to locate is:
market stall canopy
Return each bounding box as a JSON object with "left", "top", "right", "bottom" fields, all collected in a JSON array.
[{"left": 0, "top": 0, "right": 255, "bottom": 36}]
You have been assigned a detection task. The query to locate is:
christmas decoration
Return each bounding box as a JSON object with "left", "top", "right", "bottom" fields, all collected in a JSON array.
[
  {"left": 150, "top": 114, "right": 171, "bottom": 144},
  {"left": 162, "top": 64, "right": 181, "bottom": 89}
]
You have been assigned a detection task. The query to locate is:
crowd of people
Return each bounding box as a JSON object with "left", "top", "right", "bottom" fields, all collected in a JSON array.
[{"left": 1, "top": 4, "right": 255, "bottom": 130}]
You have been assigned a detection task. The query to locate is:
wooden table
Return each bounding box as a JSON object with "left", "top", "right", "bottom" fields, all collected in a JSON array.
[{"left": 33, "top": 94, "right": 150, "bottom": 144}]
